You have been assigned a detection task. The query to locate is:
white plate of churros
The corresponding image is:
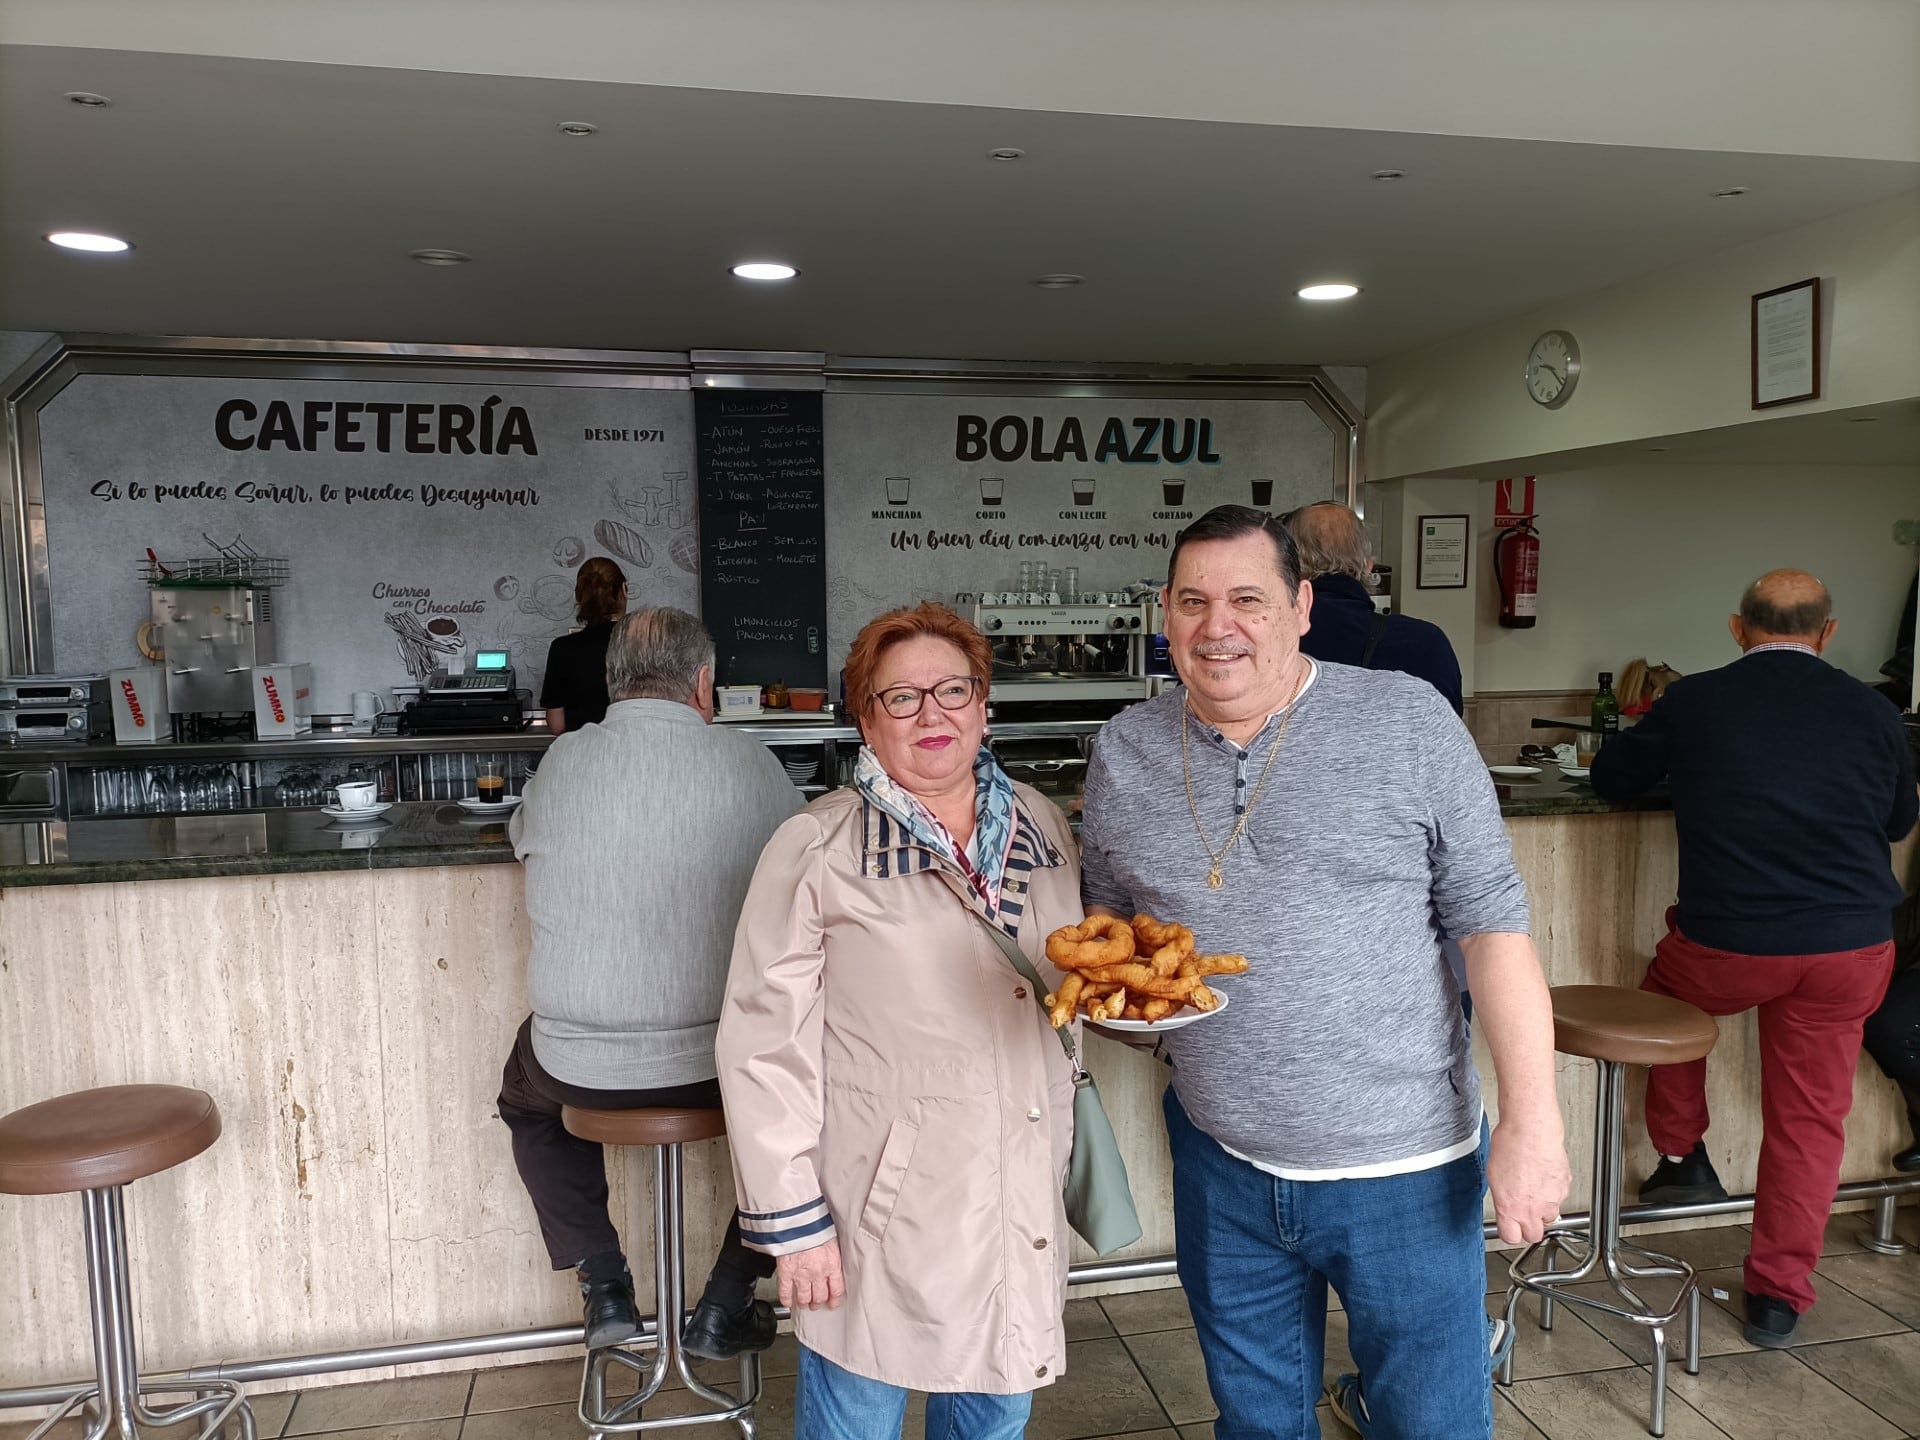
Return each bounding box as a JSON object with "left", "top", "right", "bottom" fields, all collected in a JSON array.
[
  {"left": 1043, "top": 914, "right": 1248, "bottom": 1034},
  {"left": 1087, "top": 991, "right": 1231, "bottom": 1034}
]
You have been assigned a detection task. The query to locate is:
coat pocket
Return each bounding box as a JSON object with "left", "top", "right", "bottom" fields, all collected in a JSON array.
[{"left": 857, "top": 1117, "right": 921, "bottom": 1245}]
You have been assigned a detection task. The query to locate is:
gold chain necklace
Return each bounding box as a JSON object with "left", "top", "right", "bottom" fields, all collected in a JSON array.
[{"left": 1181, "top": 667, "right": 1306, "bottom": 889}]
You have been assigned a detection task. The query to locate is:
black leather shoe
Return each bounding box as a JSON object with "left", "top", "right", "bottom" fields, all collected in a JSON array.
[
  {"left": 682, "top": 1296, "right": 776, "bottom": 1361},
  {"left": 1895, "top": 1116, "right": 1920, "bottom": 1173},
  {"left": 1639, "top": 1141, "right": 1729, "bottom": 1206},
  {"left": 1743, "top": 1291, "right": 1798, "bottom": 1349},
  {"left": 581, "top": 1274, "right": 640, "bottom": 1351}
]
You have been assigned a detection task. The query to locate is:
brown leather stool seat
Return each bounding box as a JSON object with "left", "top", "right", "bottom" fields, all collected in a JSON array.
[
  {"left": 562, "top": 1105, "right": 727, "bottom": 1149},
  {"left": 558, "top": 1103, "right": 758, "bottom": 1437},
  {"left": 0, "top": 1083, "right": 252, "bottom": 1439},
  {"left": 0, "top": 1084, "right": 221, "bottom": 1195},
  {"left": 1550, "top": 986, "right": 1720, "bottom": 1068}
]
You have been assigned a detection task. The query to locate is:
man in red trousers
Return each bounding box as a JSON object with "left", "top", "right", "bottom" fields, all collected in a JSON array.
[{"left": 1591, "top": 569, "right": 1916, "bottom": 1347}]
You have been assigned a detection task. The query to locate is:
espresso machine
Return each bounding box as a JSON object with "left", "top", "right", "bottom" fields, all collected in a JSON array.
[
  {"left": 143, "top": 549, "right": 288, "bottom": 739},
  {"left": 970, "top": 597, "right": 1156, "bottom": 705}
]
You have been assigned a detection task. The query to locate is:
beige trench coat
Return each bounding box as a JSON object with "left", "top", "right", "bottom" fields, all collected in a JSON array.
[{"left": 716, "top": 783, "right": 1083, "bottom": 1393}]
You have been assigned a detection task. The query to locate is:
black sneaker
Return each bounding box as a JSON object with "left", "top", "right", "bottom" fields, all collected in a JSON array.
[
  {"left": 580, "top": 1273, "right": 640, "bottom": 1351},
  {"left": 682, "top": 1295, "right": 777, "bottom": 1361},
  {"left": 1743, "top": 1291, "right": 1798, "bottom": 1348},
  {"left": 1638, "top": 1141, "right": 1728, "bottom": 1206}
]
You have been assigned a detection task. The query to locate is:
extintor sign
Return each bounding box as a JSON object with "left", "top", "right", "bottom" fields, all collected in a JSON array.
[{"left": 1494, "top": 475, "right": 1536, "bottom": 529}]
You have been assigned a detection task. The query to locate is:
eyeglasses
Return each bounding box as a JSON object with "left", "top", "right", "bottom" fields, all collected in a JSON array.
[{"left": 870, "top": 674, "right": 983, "bottom": 719}]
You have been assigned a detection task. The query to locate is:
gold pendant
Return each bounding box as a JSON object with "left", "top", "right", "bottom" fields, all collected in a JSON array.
[{"left": 1207, "top": 866, "right": 1223, "bottom": 889}]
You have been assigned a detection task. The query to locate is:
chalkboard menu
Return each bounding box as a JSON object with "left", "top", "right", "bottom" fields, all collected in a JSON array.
[{"left": 695, "top": 389, "right": 828, "bottom": 688}]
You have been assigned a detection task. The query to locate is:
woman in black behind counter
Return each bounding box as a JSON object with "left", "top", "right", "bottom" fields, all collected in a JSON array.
[{"left": 540, "top": 557, "right": 627, "bottom": 734}]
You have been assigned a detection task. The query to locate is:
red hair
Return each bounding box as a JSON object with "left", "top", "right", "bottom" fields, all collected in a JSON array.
[{"left": 843, "top": 603, "right": 992, "bottom": 720}]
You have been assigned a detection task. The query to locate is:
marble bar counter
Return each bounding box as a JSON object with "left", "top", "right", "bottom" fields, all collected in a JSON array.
[
  {"left": 0, "top": 779, "right": 1664, "bottom": 889},
  {"left": 0, "top": 794, "right": 1913, "bottom": 1400}
]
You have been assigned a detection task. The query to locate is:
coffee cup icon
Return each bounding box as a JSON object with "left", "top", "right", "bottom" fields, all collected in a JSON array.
[
  {"left": 979, "top": 477, "right": 1004, "bottom": 507},
  {"left": 1163, "top": 478, "right": 1187, "bottom": 506},
  {"left": 884, "top": 476, "right": 911, "bottom": 505},
  {"left": 1251, "top": 478, "right": 1274, "bottom": 507},
  {"left": 1072, "top": 478, "right": 1096, "bottom": 506}
]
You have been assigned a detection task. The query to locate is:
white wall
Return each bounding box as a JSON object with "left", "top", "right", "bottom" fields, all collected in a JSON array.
[
  {"left": 1367, "top": 192, "right": 1920, "bottom": 481},
  {"left": 1471, "top": 463, "right": 1919, "bottom": 692}
]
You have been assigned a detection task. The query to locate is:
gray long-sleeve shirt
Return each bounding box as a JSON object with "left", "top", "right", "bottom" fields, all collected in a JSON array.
[
  {"left": 1080, "top": 663, "right": 1531, "bottom": 1173},
  {"left": 510, "top": 699, "right": 803, "bottom": 1090}
]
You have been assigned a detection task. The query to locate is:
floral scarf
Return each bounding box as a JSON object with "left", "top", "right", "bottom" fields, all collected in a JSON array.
[{"left": 853, "top": 743, "right": 1018, "bottom": 914}]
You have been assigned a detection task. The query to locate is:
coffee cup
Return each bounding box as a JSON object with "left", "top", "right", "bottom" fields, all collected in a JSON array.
[
  {"left": 476, "top": 773, "right": 506, "bottom": 803},
  {"left": 335, "top": 780, "right": 378, "bottom": 811}
]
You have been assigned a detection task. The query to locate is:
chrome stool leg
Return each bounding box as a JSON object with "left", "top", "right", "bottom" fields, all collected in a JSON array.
[
  {"left": 1859, "top": 1195, "right": 1909, "bottom": 1256},
  {"left": 29, "top": 1187, "right": 254, "bottom": 1440},
  {"left": 1502, "top": 1059, "right": 1699, "bottom": 1438},
  {"left": 579, "top": 1142, "right": 762, "bottom": 1437}
]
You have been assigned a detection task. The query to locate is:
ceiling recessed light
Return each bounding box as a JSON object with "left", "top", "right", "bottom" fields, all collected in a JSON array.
[
  {"left": 1712, "top": 187, "right": 1749, "bottom": 198},
  {"left": 731, "top": 261, "right": 798, "bottom": 281},
  {"left": 65, "top": 91, "right": 112, "bottom": 107},
  {"left": 46, "top": 231, "right": 131, "bottom": 253},
  {"left": 1032, "top": 273, "right": 1084, "bottom": 289},
  {"left": 556, "top": 121, "right": 598, "bottom": 137},
  {"left": 988, "top": 147, "right": 1026, "bottom": 161},
  {"left": 1370, "top": 169, "right": 1406, "bottom": 181},
  {"left": 1296, "top": 283, "right": 1359, "bottom": 301},
  {"left": 409, "top": 248, "right": 472, "bottom": 266}
]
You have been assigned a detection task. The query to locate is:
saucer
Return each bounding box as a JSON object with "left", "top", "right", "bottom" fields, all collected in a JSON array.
[
  {"left": 321, "top": 802, "right": 393, "bottom": 823},
  {"left": 457, "top": 794, "right": 522, "bottom": 814}
]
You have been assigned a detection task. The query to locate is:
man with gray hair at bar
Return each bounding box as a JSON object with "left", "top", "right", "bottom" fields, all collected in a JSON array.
[
  {"left": 498, "top": 606, "right": 802, "bottom": 1357},
  {"left": 1079, "top": 506, "right": 1568, "bottom": 1439}
]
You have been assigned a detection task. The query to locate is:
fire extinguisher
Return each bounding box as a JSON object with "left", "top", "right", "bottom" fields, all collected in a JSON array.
[{"left": 1494, "top": 521, "right": 1540, "bottom": 629}]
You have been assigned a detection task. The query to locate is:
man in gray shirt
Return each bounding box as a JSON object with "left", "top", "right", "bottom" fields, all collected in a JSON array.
[
  {"left": 498, "top": 607, "right": 802, "bottom": 1355},
  {"left": 1081, "top": 507, "right": 1567, "bottom": 1439}
]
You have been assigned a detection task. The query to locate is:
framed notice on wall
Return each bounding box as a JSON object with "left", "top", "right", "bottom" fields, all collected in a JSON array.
[
  {"left": 1751, "top": 277, "right": 1820, "bottom": 409},
  {"left": 1416, "top": 514, "right": 1469, "bottom": 589}
]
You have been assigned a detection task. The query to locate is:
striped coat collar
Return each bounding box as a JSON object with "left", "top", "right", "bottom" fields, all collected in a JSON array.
[{"left": 859, "top": 796, "right": 1067, "bottom": 938}]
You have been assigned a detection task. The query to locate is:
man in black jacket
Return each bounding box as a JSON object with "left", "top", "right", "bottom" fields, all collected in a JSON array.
[
  {"left": 1285, "top": 503, "right": 1463, "bottom": 713},
  {"left": 1591, "top": 569, "right": 1917, "bottom": 1348}
]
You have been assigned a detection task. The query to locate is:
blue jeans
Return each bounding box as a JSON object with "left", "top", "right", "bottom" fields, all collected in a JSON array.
[
  {"left": 794, "top": 1345, "right": 1033, "bottom": 1440},
  {"left": 1164, "top": 1088, "right": 1492, "bottom": 1440}
]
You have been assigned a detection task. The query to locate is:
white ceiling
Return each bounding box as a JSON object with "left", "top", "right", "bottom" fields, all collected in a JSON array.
[
  {"left": 7, "top": 0, "right": 1917, "bottom": 163},
  {"left": 5, "top": 41, "right": 1916, "bottom": 367}
]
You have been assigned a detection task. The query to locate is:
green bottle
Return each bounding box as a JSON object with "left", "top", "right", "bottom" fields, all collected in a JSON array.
[{"left": 1591, "top": 672, "right": 1621, "bottom": 738}]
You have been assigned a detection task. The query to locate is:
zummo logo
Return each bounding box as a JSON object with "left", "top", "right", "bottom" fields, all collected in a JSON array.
[
  {"left": 261, "top": 674, "right": 286, "bottom": 723},
  {"left": 119, "top": 677, "right": 147, "bottom": 728}
]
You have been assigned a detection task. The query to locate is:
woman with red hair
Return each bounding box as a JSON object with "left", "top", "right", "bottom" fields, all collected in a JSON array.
[{"left": 717, "top": 602, "right": 1084, "bottom": 1439}]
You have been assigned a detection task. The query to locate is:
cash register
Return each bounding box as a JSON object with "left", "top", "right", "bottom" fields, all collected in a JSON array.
[{"left": 399, "top": 650, "right": 527, "bottom": 734}]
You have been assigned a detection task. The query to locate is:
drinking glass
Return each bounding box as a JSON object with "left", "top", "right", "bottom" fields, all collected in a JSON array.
[{"left": 1063, "top": 567, "right": 1080, "bottom": 603}]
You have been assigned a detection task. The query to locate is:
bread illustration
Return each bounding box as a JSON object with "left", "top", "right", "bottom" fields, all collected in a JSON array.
[{"left": 594, "top": 517, "right": 655, "bottom": 568}]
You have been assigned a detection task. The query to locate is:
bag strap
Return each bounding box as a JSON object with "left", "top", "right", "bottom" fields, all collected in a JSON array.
[
  {"left": 1360, "top": 608, "right": 1389, "bottom": 669},
  {"left": 968, "top": 910, "right": 1088, "bottom": 1078},
  {"left": 925, "top": 866, "right": 1088, "bottom": 1076}
]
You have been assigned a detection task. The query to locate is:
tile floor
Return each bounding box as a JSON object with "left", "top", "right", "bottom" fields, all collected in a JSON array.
[{"left": 6, "top": 1210, "right": 1915, "bottom": 1440}]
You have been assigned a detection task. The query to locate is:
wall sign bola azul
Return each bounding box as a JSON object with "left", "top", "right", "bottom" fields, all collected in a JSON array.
[{"left": 821, "top": 393, "right": 1337, "bottom": 676}]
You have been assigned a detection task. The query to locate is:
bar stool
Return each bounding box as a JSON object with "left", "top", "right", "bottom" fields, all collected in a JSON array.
[
  {"left": 560, "top": 1104, "right": 759, "bottom": 1439},
  {"left": 1498, "top": 985, "right": 1720, "bottom": 1438},
  {"left": 0, "top": 1084, "right": 254, "bottom": 1440}
]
